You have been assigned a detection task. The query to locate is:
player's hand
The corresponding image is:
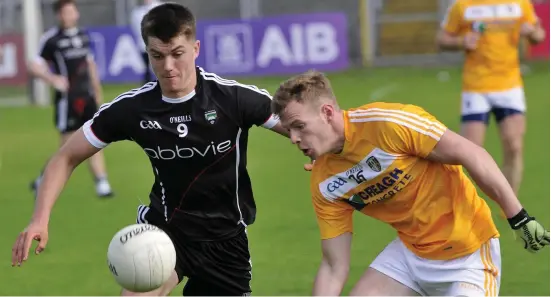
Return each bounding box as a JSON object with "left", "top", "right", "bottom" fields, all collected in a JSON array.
[
  {"left": 508, "top": 208, "right": 550, "bottom": 253},
  {"left": 11, "top": 222, "right": 49, "bottom": 267},
  {"left": 304, "top": 159, "right": 315, "bottom": 171},
  {"left": 463, "top": 33, "right": 480, "bottom": 50},
  {"left": 521, "top": 23, "right": 536, "bottom": 36},
  {"left": 51, "top": 75, "right": 69, "bottom": 92},
  {"left": 521, "top": 20, "right": 545, "bottom": 44}
]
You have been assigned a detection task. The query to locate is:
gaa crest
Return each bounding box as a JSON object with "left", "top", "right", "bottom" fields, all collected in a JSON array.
[{"left": 366, "top": 156, "right": 381, "bottom": 172}]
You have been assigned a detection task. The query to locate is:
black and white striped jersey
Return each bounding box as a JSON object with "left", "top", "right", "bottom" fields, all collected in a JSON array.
[
  {"left": 83, "top": 66, "right": 279, "bottom": 241},
  {"left": 35, "top": 26, "right": 94, "bottom": 100}
]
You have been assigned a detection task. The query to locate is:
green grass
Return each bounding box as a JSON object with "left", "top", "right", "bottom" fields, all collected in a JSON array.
[{"left": 0, "top": 63, "right": 549, "bottom": 295}]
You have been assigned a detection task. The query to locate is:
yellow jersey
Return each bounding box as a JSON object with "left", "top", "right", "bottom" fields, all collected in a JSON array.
[
  {"left": 310, "top": 102, "right": 499, "bottom": 260},
  {"left": 441, "top": 0, "right": 538, "bottom": 92}
]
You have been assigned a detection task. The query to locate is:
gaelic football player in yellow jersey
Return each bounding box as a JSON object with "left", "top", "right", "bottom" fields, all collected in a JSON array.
[
  {"left": 436, "top": 0, "right": 546, "bottom": 196},
  {"left": 271, "top": 71, "right": 549, "bottom": 296}
]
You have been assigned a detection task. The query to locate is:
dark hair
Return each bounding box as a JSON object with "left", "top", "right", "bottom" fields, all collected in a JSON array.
[
  {"left": 52, "top": 0, "right": 74, "bottom": 13},
  {"left": 141, "top": 3, "right": 196, "bottom": 45},
  {"left": 271, "top": 70, "right": 337, "bottom": 115}
]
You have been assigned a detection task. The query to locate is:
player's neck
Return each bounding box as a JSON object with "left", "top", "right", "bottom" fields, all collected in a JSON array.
[
  {"left": 161, "top": 72, "right": 197, "bottom": 99},
  {"left": 331, "top": 111, "right": 346, "bottom": 154}
]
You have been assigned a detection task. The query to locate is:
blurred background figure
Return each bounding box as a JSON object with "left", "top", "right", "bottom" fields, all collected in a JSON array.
[
  {"left": 26, "top": 0, "right": 113, "bottom": 198},
  {"left": 130, "top": 0, "right": 162, "bottom": 84},
  {"left": 436, "top": 0, "right": 546, "bottom": 199}
]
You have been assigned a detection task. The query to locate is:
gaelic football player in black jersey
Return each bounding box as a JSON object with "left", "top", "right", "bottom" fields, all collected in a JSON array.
[
  {"left": 27, "top": 0, "right": 113, "bottom": 198},
  {"left": 12, "top": 2, "right": 297, "bottom": 296}
]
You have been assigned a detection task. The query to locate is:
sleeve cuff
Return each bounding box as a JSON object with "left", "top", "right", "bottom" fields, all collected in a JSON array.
[
  {"left": 261, "top": 114, "right": 280, "bottom": 129},
  {"left": 83, "top": 120, "right": 108, "bottom": 149}
]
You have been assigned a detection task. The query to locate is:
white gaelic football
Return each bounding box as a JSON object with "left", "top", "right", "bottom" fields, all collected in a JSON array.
[{"left": 107, "top": 223, "right": 176, "bottom": 292}]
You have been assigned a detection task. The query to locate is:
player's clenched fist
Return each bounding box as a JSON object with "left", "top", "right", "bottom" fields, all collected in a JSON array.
[
  {"left": 11, "top": 223, "right": 49, "bottom": 267},
  {"left": 508, "top": 209, "right": 550, "bottom": 253}
]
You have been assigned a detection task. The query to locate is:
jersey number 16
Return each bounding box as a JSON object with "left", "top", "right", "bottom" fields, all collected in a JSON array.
[{"left": 349, "top": 170, "right": 367, "bottom": 184}]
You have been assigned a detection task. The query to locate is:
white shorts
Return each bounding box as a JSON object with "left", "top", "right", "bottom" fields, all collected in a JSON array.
[
  {"left": 461, "top": 87, "right": 526, "bottom": 123},
  {"left": 370, "top": 237, "right": 501, "bottom": 296}
]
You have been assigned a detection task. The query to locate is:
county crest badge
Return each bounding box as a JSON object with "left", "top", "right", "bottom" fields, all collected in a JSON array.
[
  {"left": 366, "top": 156, "right": 382, "bottom": 172},
  {"left": 204, "top": 110, "right": 217, "bottom": 124}
]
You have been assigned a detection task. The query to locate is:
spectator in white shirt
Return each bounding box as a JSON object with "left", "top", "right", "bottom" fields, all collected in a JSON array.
[{"left": 130, "top": 0, "right": 162, "bottom": 84}]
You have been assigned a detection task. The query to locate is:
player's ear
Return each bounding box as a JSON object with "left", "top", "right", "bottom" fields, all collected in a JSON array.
[
  {"left": 320, "top": 104, "right": 334, "bottom": 121},
  {"left": 193, "top": 40, "right": 200, "bottom": 59}
]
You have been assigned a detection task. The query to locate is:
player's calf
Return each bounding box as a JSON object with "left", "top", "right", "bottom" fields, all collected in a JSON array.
[{"left": 498, "top": 113, "right": 525, "bottom": 195}]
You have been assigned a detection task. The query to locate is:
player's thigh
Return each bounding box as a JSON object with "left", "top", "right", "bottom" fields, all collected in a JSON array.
[
  {"left": 490, "top": 87, "right": 526, "bottom": 149},
  {"left": 350, "top": 268, "right": 420, "bottom": 296},
  {"left": 411, "top": 237, "right": 501, "bottom": 296},
  {"left": 59, "top": 131, "right": 74, "bottom": 146},
  {"left": 359, "top": 238, "right": 423, "bottom": 296},
  {"left": 460, "top": 122, "right": 487, "bottom": 147},
  {"left": 460, "top": 91, "right": 491, "bottom": 146},
  {"left": 121, "top": 270, "right": 179, "bottom": 296}
]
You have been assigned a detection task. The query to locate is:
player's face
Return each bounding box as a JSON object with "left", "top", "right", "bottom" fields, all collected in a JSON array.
[
  {"left": 57, "top": 3, "right": 79, "bottom": 28},
  {"left": 280, "top": 100, "right": 339, "bottom": 159},
  {"left": 147, "top": 35, "right": 200, "bottom": 97}
]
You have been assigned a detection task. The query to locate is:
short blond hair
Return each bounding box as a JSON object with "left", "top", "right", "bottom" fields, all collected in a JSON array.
[{"left": 271, "top": 70, "right": 337, "bottom": 115}]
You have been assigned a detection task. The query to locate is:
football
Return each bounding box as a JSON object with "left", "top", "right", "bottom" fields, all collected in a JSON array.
[{"left": 107, "top": 223, "right": 177, "bottom": 292}]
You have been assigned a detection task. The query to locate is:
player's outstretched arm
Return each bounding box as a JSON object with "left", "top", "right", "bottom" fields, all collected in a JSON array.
[
  {"left": 426, "top": 129, "right": 550, "bottom": 252},
  {"left": 312, "top": 233, "right": 351, "bottom": 296},
  {"left": 11, "top": 128, "right": 101, "bottom": 267}
]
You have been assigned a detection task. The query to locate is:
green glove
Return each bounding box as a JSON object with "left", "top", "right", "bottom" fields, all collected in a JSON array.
[{"left": 508, "top": 209, "right": 550, "bottom": 253}]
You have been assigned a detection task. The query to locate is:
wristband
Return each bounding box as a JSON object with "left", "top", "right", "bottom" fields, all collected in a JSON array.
[{"left": 507, "top": 208, "right": 534, "bottom": 230}]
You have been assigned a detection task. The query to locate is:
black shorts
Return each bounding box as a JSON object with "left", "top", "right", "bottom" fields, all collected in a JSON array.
[
  {"left": 54, "top": 95, "right": 98, "bottom": 134},
  {"left": 136, "top": 205, "right": 252, "bottom": 296}
]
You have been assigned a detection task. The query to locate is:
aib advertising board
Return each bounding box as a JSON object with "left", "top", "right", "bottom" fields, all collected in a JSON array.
[
  {"left": 0, "top": 34, "right": 27, "bottom": 85},
  {"left": 0, "top": 12, "right": 348, "bottom": 86},
  {"left": 88, "top": 12, "right": 349, "bottom": 83}
]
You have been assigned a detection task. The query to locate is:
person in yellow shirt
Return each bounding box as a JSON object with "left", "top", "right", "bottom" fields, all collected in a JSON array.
[
  {"left": 270, "top": 71, "right": 549, "bottom": 296},
  {"left": 436, "top": 0, "right": 546, "bottom": 196}
]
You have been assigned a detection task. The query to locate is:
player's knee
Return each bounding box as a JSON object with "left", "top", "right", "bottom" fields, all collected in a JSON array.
[{"left": 502, "top": 137, "right": 523, "bottom": 158}]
